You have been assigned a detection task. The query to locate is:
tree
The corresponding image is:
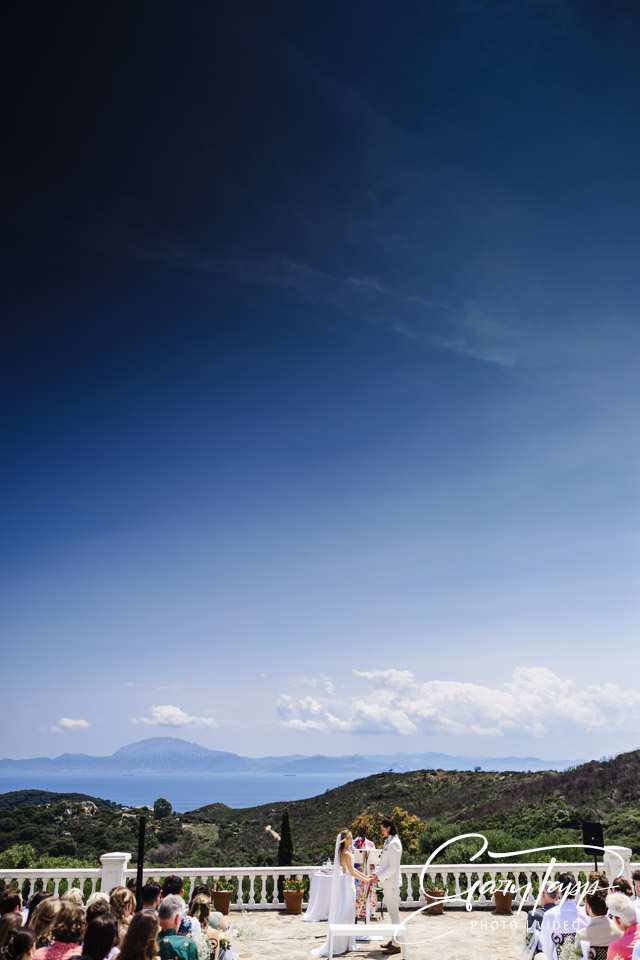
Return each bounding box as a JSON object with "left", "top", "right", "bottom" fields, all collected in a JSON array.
[
  {"left": 277, "top": 809, "right": 294, "bottom": 866},
  {"left": 153, "top": 798, "right": 172, "bottom": 819},
  {"left": 349, "top": 806, "right": 424, "bottom": 856},
  {"left": 0, "top": 844, "right": 37, "bottom": 869}
]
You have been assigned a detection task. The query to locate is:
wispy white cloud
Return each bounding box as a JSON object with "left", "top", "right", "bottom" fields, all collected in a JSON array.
[
  {"left": 131, "top": 704, "right": 217, "bottom": 728},
  {"left": 277, "top": 667, "right": 640, "bottom": 737},
  {"left": 292, "top": 674, "right": 335, "bottom": 695},
  {"left": 124, "top": 681, "right": 143, "bottom": 688},
  {"left": 51, "top": 717, "right": 91, "bottom": 733}
]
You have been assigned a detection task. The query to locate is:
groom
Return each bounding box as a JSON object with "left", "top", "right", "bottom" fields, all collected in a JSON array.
[{"left": 373, "top": 816, "right": 403, "bottom": 955}]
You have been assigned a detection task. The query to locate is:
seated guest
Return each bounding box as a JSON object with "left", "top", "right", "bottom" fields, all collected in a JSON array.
[
  {"left": 189, "top": 887, "right": 227, "bottom": 934},
  {"left": 108, "top": 889, "right": 134, "bottom": 943},
  {"left": 3, "top": 927, "right": 36, "bottom": 960},
  {"left": 589, "top": 873, "right": 612, "bottom": 893},
  {"left": 33, "top": 900, "right": 85, "bottom": 960},
  {"left": 613, "top": 879, "right": 640, "bottom": 924},
  {"left": 634, "top": 872, "right": 640, "bottom": 927},
  {"left": 61, "top": 892, "right": 84, "bottom": 909},
  {"left": 538, "top": 873, "right": 587, "bottom": 960},
  {"left": 84, "top": 902, "right": 111, "bottom": 928},
  {"left": 528, "top": 884, "right": 559, "bottom": 931},
  {"left": 26, "top": 895, "right": 53, "bottom": 930},
  {"left": 85, "top": 897, "right": 108, "bottom": 912},
  {"left": 160, "top": 879, "right": 201, "bottom": 938},
  {"left": 576, "top": 892, "right": 621, "bottom": 950},
  {"left": 160, "top": 878, "right": 183, "bottom": 898},
  {"left": 157, "top": 896, "right": 197, "bottom": 960},
  {"left": 118, "top": 913, "right": 159, "bottom": 960},
  {"left": 139, "top": 883, "right": 162, "bottom": 913},
  {"left": 606, "top": 893, "right": 640, "bottom": 960},
  {"left": 186, "top": 895, "right": 219, "bottom": 956},
  {"left": 0, "top": 916, "right": 24, "bottom": 953},
  {"left": 0, "top": 887, "right": 24, "bottom": 916},
  {"left": 31, "top": 899, "right": 62, "bottom": 949},
  {"left": 78, "top": 917, "right": 118, "bottom": 960},
  {"left": 614, "top": 880, "right": 634, "bottom": 898}
]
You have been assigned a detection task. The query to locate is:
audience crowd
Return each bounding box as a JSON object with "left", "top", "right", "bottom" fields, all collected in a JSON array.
[
  {"left": 529, "top": 869, "right": 640, "bottom": 960},
  {"left": 0, "top": 875, "right": 232, "bottom": 960},
  {"left": 3, "top": 864, "right": 639, "bottom": 959}
]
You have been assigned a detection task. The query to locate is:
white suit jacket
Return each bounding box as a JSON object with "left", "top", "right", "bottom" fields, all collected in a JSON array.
[{"left": 377, "top": 835, "right": 402, "bottom": 888}]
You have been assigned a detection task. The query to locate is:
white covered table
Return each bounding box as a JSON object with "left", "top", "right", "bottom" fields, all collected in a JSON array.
[{"left": 302, "top": 871, "right": 333, "bottom": 922}]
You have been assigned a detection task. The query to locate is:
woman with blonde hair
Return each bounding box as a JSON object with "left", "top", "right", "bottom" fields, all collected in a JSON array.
[
  {"left": 116, "top": 912, "right": 159, "bottom": 960},
  {"left": 107, "top": 887, "right": 134, "bottom": 943},
  {"left": 60, "top": 890, "right": 84, "bottom": 908},
  {"left": 25, "top": 894, "right": 53, "bottom": 929},
  {"left": 187, "top": 895, "right": 219, "bottom": 957},
  {"left": 33, "top": 901, "right": 85, "bottom": 959},
  {"left": 107, "top": 889, "right": 134, "bottom": 926},
  {"left": 30, "top": 899, "right": 62, "bottom": 949}
]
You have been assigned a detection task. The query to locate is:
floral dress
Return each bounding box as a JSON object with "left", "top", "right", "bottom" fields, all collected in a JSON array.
[{"left": 350, "top": 837, "right": 377, "bottom": 919}]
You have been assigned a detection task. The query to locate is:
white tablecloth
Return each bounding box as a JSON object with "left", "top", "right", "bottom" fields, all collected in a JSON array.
[{"left": 302, "top": 871, "right": 333, "bottom": 922}]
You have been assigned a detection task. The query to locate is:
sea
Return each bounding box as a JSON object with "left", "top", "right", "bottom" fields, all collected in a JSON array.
[{"left": 0, "top": 772, "right": 358, "bottom": 812}]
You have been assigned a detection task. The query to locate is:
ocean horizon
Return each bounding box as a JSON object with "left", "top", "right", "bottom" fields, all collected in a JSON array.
[{"left": 0, "top": 772, "right": 360, "bottom": 812}]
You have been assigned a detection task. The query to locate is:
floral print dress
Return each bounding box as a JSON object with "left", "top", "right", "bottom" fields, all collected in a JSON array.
[{"left": 350, "top": 836, "right": 377, "bottom": 919}]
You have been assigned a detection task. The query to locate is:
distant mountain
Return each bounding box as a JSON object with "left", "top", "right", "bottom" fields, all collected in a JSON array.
[{"left": 0, "top": 736, "right": 569, "bottom": 775}]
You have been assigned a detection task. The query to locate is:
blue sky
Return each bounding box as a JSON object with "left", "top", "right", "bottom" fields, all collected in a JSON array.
[{"left": 2, "top": 0, "right": 639, "bottom": 762}]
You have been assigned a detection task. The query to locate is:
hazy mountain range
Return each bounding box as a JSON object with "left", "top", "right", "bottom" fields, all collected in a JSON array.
[{"left": 0, "top": 737, "right": 571, "bottom": 775}]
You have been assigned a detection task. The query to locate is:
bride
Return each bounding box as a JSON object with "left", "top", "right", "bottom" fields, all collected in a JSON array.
[{"left": 311, "top": 828, "right": 374, "bottom": 957}]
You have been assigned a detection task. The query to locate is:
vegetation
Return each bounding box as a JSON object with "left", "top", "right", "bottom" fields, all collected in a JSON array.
[
  {"left": 277, "top": 809, "right": 294, "bottom": 866},
  {"left": 153, "top": 798, "right": 172, "bottom": 819},
  {"left": 0, "top": 749, "right": 638, "bottom": 870}
]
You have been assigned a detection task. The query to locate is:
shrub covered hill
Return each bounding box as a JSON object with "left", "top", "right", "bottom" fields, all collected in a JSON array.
[{"left": 0, "top": 749, "right": 638, "bottom": 870}]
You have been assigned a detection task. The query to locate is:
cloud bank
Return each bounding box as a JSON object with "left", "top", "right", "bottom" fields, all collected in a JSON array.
[{"left": 277, "top": 667, "right": 640, "bottom": 737}]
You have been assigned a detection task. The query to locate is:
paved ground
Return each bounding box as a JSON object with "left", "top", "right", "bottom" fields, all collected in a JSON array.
[{"left": 227, "top": 908, "right": 527, "bottom": 960}]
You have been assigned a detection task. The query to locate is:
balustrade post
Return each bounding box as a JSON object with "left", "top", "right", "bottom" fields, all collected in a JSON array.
[
  {"left": 404, "top": 871, "right": 415, "bottom": 904},
  {"left": 236, "top": 876, "right": 244, "bottom": 907},
  {"left": 272, "top": 871, "right": 281, "bottom": 905},
  {"left": 604, "top": 846, "right": 633, "bottom": 884},
  {"left": 100, "top": 852, "right": 132, "bottom": 892},
  {"left": 259, "top": 872, "right": 269, "bottom": 906}
]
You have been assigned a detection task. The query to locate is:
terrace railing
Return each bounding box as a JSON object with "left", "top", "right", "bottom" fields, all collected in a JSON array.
[{"left": 1, "top": 846, "right": 636, "bottom": 911}]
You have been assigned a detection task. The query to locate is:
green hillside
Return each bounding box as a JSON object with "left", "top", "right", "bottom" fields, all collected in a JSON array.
[
  {"left": 1, "top": 749, "right": 638, "bottom": 870},
  {"left": 182, "top": 748, "right": 640, "bottom": 866}
]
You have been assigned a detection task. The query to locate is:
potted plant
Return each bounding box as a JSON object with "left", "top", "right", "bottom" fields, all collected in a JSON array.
[
  {"left": 211, "top": 878, "right": 234, "bottom": 915},
  {"left": 283, "top": 877, "right": 305, "bottom": 914},
  {"left": 423, "top": 876, "right": 446, "bottom": 915},
  {"left": 493, "top": 875, "right": 514, "bottom": 915}
]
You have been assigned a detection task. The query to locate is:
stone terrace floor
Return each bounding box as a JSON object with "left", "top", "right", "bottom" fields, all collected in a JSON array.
[{"left": 228, "top": 908, "right": 528, "bottom": 960}]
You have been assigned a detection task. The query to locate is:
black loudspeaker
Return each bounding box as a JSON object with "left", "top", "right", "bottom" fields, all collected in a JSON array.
[{"left": 582, "top": 821, "right": 604, "bottom": 869}]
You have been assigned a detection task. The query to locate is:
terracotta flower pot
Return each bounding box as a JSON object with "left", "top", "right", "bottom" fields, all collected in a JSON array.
[
  {"left": 425, "top": 890, "right": 446, "bottom": 915},
  {"left": 494, "top": 891, "right": 514, "bottom": 915},
  {"left": 212, "top": 890, "right": 233, "bottom": 915},
  {"left": 284, "top": 890, "right": 304, "bottom": 914}
]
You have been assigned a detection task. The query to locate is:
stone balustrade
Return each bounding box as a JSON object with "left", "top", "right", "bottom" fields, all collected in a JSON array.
[
  {"left": 1, "top": 847, "right": 636, "bottom": 911},
  {"left": 0, "top": 867, "right": 102, "bottom": 900}
]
